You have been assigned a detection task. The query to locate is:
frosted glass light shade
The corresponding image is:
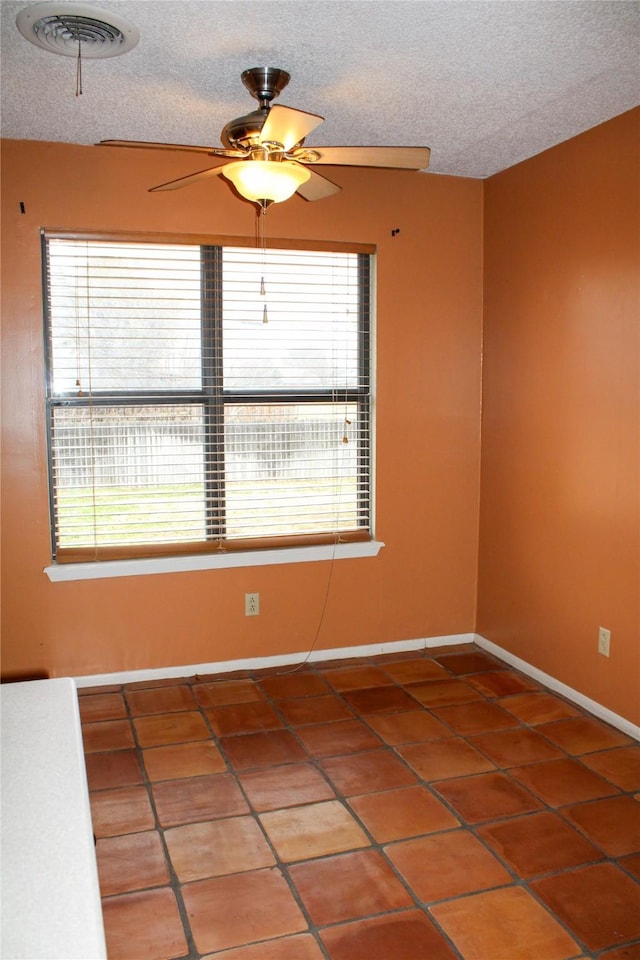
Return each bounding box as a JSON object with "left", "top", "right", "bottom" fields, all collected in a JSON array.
[{"left": 223, "top": 160, "right": 310, "bottom": 203}]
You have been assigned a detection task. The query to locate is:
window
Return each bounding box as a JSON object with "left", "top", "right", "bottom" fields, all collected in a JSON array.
[{"left": 43, "top": 232, "right": 373, "bottom": 563}]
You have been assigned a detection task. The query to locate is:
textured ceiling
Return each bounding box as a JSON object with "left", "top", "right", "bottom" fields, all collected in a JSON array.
[{"left": 1, "top": 0, "right": 638, "bottom": 179}]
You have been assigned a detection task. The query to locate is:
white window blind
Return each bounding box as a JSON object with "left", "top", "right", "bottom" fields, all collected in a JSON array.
[{"left": 43, "top": 233, "right": 373, "bottom": 562}]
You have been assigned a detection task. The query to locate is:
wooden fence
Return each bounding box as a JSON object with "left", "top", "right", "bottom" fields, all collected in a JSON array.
[{"left": 52, "top": 417, "right": 357, "bottom": 486}]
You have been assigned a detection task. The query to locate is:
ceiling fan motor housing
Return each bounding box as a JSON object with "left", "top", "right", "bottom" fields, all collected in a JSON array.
[
  {"left": 221, "top": 67, "right": 291, "bottom": 150},
  {"left": 220, "top": 108, "right": 268, "bottom": 150}
]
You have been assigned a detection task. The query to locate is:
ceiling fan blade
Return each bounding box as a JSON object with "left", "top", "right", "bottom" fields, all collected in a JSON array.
[
  {"left": 296, "top": 168, "right": 342, "bottom": 202},
  {"left": 149, "top": 162, "right": 231, "bottom": 192},
  {"left": 259, "top": 104, "right": 324, "bottom": 152},
  {"left": 299, "top": 145, "right": 430, "bottom": 170},
  {"left": 99, "top": 139, "right": 244, "bottom": 158}
]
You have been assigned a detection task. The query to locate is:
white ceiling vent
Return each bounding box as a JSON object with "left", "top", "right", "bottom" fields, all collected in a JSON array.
[{"left": 16, "top": 2, "right": 139, "bottom": 58}]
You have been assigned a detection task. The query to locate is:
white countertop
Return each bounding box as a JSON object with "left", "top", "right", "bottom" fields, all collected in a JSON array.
[{"left": 1, "top": 677, "right": 107, "bottom": 959}]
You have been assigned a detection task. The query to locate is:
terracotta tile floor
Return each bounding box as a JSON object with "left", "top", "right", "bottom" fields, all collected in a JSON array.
[{"left": 78, "top": 643, "right": 640, "bottom": 960}]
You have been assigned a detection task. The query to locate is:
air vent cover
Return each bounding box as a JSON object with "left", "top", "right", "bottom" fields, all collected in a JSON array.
[{"left": 16, "top": 2, "right": 138, "bottom": 58}]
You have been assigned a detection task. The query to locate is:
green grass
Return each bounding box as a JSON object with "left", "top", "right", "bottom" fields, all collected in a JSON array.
[{"left": 56, "top": 479, "right": 358, "bottom": 546}]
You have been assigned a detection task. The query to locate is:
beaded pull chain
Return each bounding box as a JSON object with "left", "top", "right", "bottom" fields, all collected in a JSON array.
[
  {"left": 258, "top": 204, "right": 269, "bottom": 323},
  {"left": 76, "top": 40, "right": 83, "bottom": 96}
]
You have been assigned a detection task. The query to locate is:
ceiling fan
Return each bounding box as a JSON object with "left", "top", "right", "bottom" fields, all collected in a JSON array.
[{"left": 99, "top": 67, "right": 430, "bottom": 207}]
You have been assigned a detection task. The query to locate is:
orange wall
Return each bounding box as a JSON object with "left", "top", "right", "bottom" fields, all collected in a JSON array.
[
  {"left": 0, "top": 140, "right": 483, "bottom": 679},
  {"left": 478, "top": 108, "right": 640, "bottom": 724}
]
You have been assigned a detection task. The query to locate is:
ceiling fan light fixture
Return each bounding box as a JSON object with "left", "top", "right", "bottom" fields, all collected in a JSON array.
[{"left": 222, "top": 159, "right": 310, "bottom": 204}]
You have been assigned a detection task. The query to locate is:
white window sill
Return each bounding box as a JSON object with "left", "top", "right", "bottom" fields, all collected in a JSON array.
[{"left": 44, "top": 540, "right": 385, "bottom": 582}]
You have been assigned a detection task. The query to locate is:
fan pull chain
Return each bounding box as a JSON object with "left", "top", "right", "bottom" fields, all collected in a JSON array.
[
  {"left": 260, "top": 273, "right": 268, "bottom": 324},
  {"left": 258, "top": 203, "right": 269, "bottom": 323},
  {"left": 75, "top": 263, "right": 83, "bottom": 395},
  {"left": 76, "top": 40, "right": 83, "bottom": 96}
]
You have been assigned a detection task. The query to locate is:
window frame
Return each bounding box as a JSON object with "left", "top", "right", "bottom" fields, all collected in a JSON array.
[{"left": 42, "top": 230, "right": 375, "bottom": 564}]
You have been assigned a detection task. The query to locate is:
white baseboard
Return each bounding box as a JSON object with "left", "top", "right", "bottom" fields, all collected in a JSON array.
[
  {"left": 475, "top": 634, "right": 640, "bottom": 742},
  {"left": 73, "top": 633, "right": 474, "bottom": 689},
  {"left": 73, "top": 631, "right": 638, "bottom": 741}
]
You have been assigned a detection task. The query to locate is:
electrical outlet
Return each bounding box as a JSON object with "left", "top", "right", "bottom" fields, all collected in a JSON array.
[
  {"left": 245, "top": 592, "right": 260, "bottom": 616},
  {"left": 598, "top": 627, "right": 611, "bottom": 657}
]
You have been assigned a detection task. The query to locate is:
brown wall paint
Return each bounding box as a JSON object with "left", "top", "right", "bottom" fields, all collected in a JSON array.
[
  {"left": 478, "top": 108, "right": 640, "bottom": 724},
  {"left": 0, "top": 141, "right": 483, "bottom": 680}
]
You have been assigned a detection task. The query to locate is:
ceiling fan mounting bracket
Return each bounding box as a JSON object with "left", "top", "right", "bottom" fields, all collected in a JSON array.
[
  {"left": 258, "top": 141, "right": 286, "bottom": 156},
  {"left": 290, "top": 148, "right": 321, "bottom": 164}
]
